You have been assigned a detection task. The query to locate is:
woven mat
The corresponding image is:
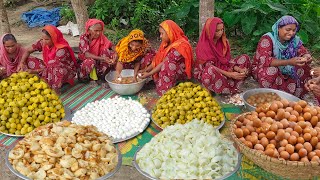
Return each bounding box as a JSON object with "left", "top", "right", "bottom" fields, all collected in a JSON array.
[{"left": 0, "top": 82, "right": 318, "bottom": 179}]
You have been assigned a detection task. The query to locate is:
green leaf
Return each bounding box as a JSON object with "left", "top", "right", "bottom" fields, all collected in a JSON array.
[
  {"left": 232, "top": 3, "right": 255, "bottom": 13},
  {"left": 266, "top": 2, "right": 288, "bottom": 13},
  {"left": 241, "top": 13, "right": 257, "bottom": 35},
  {"left": 298, "top": 29, "right": 309, "bottom": 44},
  {"left": 223, "top": 12, "right": 240, "bottom": 27}
]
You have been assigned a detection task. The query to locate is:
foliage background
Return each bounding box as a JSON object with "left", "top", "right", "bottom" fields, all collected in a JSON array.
[{"left": 60, "top": 0, "right": 320, "bottom": 56}]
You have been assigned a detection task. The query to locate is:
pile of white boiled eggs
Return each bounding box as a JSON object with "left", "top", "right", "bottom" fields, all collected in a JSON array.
[{"left": 72, "top": 96, "right": 150, "bottom": 140}]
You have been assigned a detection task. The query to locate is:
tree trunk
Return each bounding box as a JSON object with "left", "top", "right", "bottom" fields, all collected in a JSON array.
[
  {"left": 199, "top": 0, "right": 214, "bottom": 35},
  {"left": 0, "top": 0, "right": 10, "bottom": 34},
  {"left": 70, "top": 0, "right": 89, "bottom": 35}
]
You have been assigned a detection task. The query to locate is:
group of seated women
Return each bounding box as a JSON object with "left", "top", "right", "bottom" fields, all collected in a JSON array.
[{"left": 0, "top": 15, "right": 319, "bottom": 104}]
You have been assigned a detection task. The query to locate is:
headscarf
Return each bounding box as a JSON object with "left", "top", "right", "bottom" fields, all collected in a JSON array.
[
  {"left": 85, "top": 19, "right": 113, "bottom": 56},
  {"left": 152, "top": 20, "right": 193, "bottom": 79},
  {"left": 195, "top": 17, "right": 231, "bottom": 71},
  {"left": 42, "top": 25, "right": 77, "bottom": 66},
  {"left": 0, "top": 34, "right": 26, "bottom": 76},
  {"left": 116, "top": 29, "right": 150, "bottom": 63},
  {"left": 265, "top": 15, "right": 302, "bottom": 76}
]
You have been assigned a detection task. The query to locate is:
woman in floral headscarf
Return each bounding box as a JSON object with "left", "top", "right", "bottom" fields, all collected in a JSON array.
[
  {"left": 17, "top": 25, "right": 78, "bottom": 93},
  {"left": 193, "top": 17, "right": 251, "bottom": 94},
  {"left": 139, "top": 20, "right": 193, "bottom": 95},
  {"left": 78, "top": 19, "right": 116, "bottom": 87},
  {"left": 252, "top": 15, "right": 312, "bottom": 98},
  {"left": 114, "top": 29, "right": 155, "bottom": 82}
]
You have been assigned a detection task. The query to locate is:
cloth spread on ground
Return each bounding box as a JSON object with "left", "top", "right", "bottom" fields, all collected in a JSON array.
[
  {"left": 0, "top": 82, "right": 317, "bottom": 180},
  {"left": 21, "top": 7, "right": 61, "bottom": 28}
]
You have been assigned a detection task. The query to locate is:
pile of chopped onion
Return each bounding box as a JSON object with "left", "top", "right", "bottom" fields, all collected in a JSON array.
[
  {"left": 136, "top": 120, "right": 238, "bottom": 179},
  {"left": 72, "top": 96, "right": 150, "bottom": 140}
]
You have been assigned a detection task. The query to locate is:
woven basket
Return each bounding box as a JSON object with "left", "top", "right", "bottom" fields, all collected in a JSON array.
[{"left": 230, "top": 112, "right": 320, "bottom": 180}]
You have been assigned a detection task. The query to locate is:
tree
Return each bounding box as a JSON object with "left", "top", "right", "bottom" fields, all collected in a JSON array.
[
  {"left": 70, "top": 0, "right": 89, "bottom": 34},
  {"left": 199, "top": 0, "right": 214, "bottom": 34},
  {"left": 0, "top": 0, "right": 10, "bottom": 34}
]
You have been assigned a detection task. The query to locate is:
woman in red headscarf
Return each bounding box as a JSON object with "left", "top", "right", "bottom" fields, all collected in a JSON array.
[
  {"left": 0, "top": 33, "right": 44, "bottom": 79},
  {"left": 140, "top": 20, "right": 193, "bottom": 95},
  {"left": 78, "top": 19, "right": 116, "bottom": 87},
  {"left": 17, "top": 25, "right": 78, "bottom": 93},
  {"left": 193, "top": 17, "right": 251, "bottom": 94}
]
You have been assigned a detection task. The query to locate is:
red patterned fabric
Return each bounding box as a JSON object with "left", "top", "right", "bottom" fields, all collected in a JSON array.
[
  {"left": 252, "top": 35, "right": 311, "bottom": 98},
  {"left": 194, "top": 54, "right": 251, "bottom": 94}
]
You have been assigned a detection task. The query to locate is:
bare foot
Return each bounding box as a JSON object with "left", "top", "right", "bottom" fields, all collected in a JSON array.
[{"left": 89, "top": 81, "right": 98, "bottom": 87}]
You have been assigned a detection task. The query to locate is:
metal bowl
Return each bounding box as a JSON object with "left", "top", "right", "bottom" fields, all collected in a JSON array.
[
  {"left": 241, "top": 88, "right": 301, "bottom": 111},
  {"left": 6, "top": 146, "right": 122, "bottom": 180},
  {"left": 105, "top": 69, "right": 146, "bottom": 95},
  {"left": 133, "top": 143, "right": 242, "bottom": 180}
]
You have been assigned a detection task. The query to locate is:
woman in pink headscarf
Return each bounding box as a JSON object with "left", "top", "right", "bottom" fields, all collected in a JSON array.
[
  {"left": 193, "top": 17, "right": 251, "bottom": 94},
  {"left": 78, "top": 19, "right": 116, "bottom": 87},
  {"left": 0, "top": 33, "right": 44, "bottom": 79}
]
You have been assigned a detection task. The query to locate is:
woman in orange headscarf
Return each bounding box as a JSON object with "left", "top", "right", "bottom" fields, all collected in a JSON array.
[
  {"left": 114, "top": 29, "right": 155, "bottom": 82},
  {"left": 17, "top": 25, "right": 78, "bottom": 93},
  {"left": 140, "top": 20, "right": 193, "bottom": 95},
  {"left": 78, "top": 19, "right": 116, "bottom": 87}
]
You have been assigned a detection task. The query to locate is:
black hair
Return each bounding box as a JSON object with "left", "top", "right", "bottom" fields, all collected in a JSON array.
[
  {"left": 3, "top": 34, "right": 17, "bottom": 44},
  {"left": 131, "top": 40, "right": 143, "bottom": 44},
  {"left": 42, "top": 29, "right": 51, "bottom": 38}
]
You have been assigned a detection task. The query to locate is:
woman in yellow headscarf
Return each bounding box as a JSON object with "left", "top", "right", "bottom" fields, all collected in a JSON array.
[
  {"left": 115, "top": 29, "right": 155, "bottom": 82},
  {"left": 139, "top": 20, "right": 193, "bottom": 95}
]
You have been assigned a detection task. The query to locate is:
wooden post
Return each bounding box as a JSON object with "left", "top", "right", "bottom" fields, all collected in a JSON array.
[
  {"left": 199, "top": 0, "right": 214, "bottom": 35},
  {"left": 0, "top": 0, "right": 11, "bottom": 34},
  {"left": 70, "top": 0, "right": 89, "bottom": 35}
]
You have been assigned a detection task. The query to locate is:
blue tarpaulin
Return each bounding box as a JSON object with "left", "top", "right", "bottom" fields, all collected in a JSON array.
[{"left": 21, "top": 7, "right": 61, "bottom": 28}]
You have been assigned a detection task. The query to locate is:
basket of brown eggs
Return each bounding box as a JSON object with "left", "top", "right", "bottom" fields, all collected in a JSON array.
[{"left": 230, "top": 99, "right": 320, "bottom": 179}]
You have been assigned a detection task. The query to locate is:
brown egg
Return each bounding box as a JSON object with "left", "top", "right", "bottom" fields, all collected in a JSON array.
[
  {"left": 295, "top": 143, "right": 304, "bottom": 151},
  {"left": 297, "top": 137, "right": 305, "bottom": 144},
  {"left": 290, "top": 153, "right": 300, "bottom": 161},
  {"left": 285, "top": 128, "right": 293, "bottom": 133},
  {"left": 260, "top": 137, "right": 269, "bottom": 148},
  {"left": 314, "top": 150, "right": 320, "bottom": 157},
  {"left": 289, "top": 101, "right": 297, "bottom": 108},
  {"left": 235, "top": 128, "right": 244, "bottom": 138},
  {"left": 265, "top": 148, "right": 274, "bottom": 157},
  {"left": 280, "top": 151, "right": 290, "bottom": 160},
  {"left": 244, "top": 141, "right": 253, "bottom": 148},
  {"left": 258, "top": 112, "right": 266, "bottom": 119},
  {"left": 294, "top": 125, "right": 303, "bottom": 134},
  {"left": 270, "top": 124, "right": 278, "bottom": 133},
  {"left": 303, "top": 107, "right": 311, "bottom": 113},
  {"left": 303, "top": 112, "right": 312, "bottom": 121},
  {"left": 284, "top": 112, "right": 291, "bottom": 120},
  {"left": 239, "top": 137, "right": 246, "bottom": 143},
  {"left": 304, "top": 133, "right": 312, "bottom": 142},
  {"left": 294, "top": 104, "right": 303, "bottom": 113},
  {"left": 247, "top": 125, "right": 255, "bottom": 133},
  {"left": 251, "top": 135, "right": 259, "bottom": 145},
  {"left": 310, "top": 129, "right": 318, "bottom": 137},
  {"left": 265, "top": 117, "right": 274, "bottom": 124},
  {"left": 289, "top": 115, "right": 298, "bottom": 122},
  {"left": 308, "top": 152, "right": 316, "bottom": 160},
  {"left": 301, "top": 157, "right": 310, "bottom": 162},
  {"left": 298, "top": 148, "right": 308, "bottom": 158},
  {"left": 311, "top": 156, "right": 320, "bottom": 162},
  {"left": 311, "top": 116, "right": 319, "bottom": 127},
  {"left": 284, "top": 132, "right": 291, "bottom": 140},
  {"left": 243, "top": 119, "right": 249, "bottom": 126},
  {"left": 266, "top": 131, "right": 276, "bottom": 140},
  {"left": 270, "top": 140, "right": 277, "bottom": 146},
  {"left": 275, "top": 101, "right": 284, "bottom": 109},
  {"left": 310, "top": 108, "right": 318, "bottom": 116},
  {"left": 285, "top": 107, "right": 294, "bottom": 113},
  {"left": 297, "top": 100, "right": 308, "bottom": 108},
  {"left": 242, "top": 127, "right": 250, "bottom": 137},
  {"left": 278, "top": 146, "right": 286, "bottom": 153},
  {"left": 280, "top": 119, "right": 289, "bottom": 128},
  {"left": 254, "top": 144, "right": 265, "bottom": 151},
  {"left": 261, "top": 122, "right": 271, "bottom": 134},
  {"left": 288, "top": 135, "right": 297, "bottom": 145},
  {"left": 235, "top": 121, "right": 243, "bottom": 128},
  {"left": 277, "top": 109, "right": 285, "bottom": 119},
  {"left": 310, "top": 137, "right": 318, "bottom": 147},
  {"left": 251, "top": 132, "right": 258, "bottom": 137},
  {"left": 266, "top": 111, "right": 276, "bottom": 118},
  {"left": 275, "top": 122, "right": 284, "bottom": 129},
  {"left": 273, "top": 149, "right": 280, "bottom": 158},
  {"left": 277, "top": 129, "right": 285, "bottom": 141},
  {"left": 290, "top": 131, "right": 299, "bottom": 138},
  {"left": 258, "top": 133, "right": 266, "bottom": 140},
  {"left": 285, "top": 144, "right": 295, "bottom": 154},
  {"left": 253, "top": 118, "right": 262, "bottom": 128},
  {"left": 315, "top": 127, "right": 320, "bottom": 133},
  {"left": 256, "top": 128, "right": 262, "bottom": 134},
  {"left": 280, "top": 139, "right": 288, "bottom": 147},
  {"left": 304, "top": 142, "right": 313, "bottom": 153},
  {"left": 298, "top": 121, "right": 307, "bottom": 129},
  {"left": 305, "top": 122, "right": 312, "bottom": 127},
  {"left": 297, "top": 116, "right": 305, "bottom": 122},
  {"left": 303, "top": 127, "right": 311, "bottom": 134},
  {"left": 316, "top": 143, "right": 320, "bottom": 150},
  {"left": 280, "top": 99, "right": 289, "bottom": 108},
  {"left": 245, "top": 135, "right": 252, "bottom": 142}
]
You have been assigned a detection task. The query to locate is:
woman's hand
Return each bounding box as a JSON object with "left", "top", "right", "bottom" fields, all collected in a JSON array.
[
  {"left": 16, "top": 62, "right": 26, "bottom": 72},
  {"left": 302, "top": 53, "right": 312, "bottom": 63},
  {"left": 289, "top": 57, "right": 307, "bottom": 66},
  {"left": 139, "top": 72, "right": 151, "bottom": 79},
  {"left": 311, "top": 67, "right": 320, "bottom": 77},
  {"left": 227, "top": 71, "right": 246, "bottom": 80},
  {"left": 233, "top": 66, "right": 249, "bottom": 75},
  {"left": 305, "top": 77, "right": 320, "bottom": 91}
]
